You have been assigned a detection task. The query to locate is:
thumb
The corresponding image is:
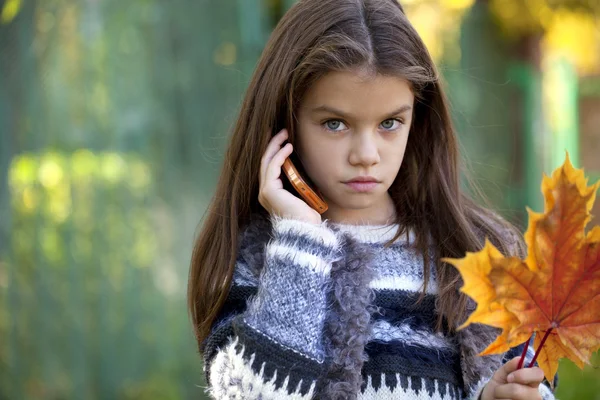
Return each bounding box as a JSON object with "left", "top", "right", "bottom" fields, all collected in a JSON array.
[{"left": 494, "top": 357, "right": 521, "bottom": 383}]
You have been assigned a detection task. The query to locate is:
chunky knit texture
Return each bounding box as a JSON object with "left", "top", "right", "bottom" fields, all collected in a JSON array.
[{"left": 201, "top": 213, "right": 558, "bottom": 399}]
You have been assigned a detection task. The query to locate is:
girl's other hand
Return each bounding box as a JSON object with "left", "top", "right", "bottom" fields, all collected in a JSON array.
[
  {"left": 258, "top": 129, "right": 322, "bottom": 225},
  {"left": 480, "top": 357, "right": 544, "bottom": 400}
]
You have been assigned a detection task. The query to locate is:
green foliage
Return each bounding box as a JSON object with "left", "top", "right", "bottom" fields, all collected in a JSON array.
[
  {"left": 1, "top": 151, "right": 203, "bottom": 399},
  {"left": 555, "top": 353, "right": 600, "bottom": 400}
]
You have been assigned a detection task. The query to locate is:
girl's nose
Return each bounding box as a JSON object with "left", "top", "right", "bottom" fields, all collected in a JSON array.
[{"left": 348, "top": 132, "right": 380, "bottom": 166}]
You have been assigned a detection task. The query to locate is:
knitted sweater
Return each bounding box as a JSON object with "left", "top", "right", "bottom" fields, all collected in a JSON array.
[{"left": 201, "top": 214, "right": 557, "bottom": 399}]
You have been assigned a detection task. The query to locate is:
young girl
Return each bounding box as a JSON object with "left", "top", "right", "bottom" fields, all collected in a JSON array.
[{"left": 188, "top": 0, "right": 557, "bottom": 399}]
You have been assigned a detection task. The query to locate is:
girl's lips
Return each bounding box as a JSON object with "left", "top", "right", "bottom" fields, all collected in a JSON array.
[{"left": 345, "top": 181, "right": 379, "bottom": 192}]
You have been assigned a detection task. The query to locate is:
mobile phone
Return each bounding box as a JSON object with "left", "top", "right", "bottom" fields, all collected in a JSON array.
[{"left": 282, "top": 154, "right": 329, "bottom": 214}]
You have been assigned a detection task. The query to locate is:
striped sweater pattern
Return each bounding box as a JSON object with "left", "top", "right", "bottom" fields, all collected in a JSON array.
[{"left": 200, "top": 214, "right": 557, "bottom": 399}]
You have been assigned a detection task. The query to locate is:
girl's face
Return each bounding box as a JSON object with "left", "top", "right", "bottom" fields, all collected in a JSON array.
[{"left": 296, "top": 68, "right": 414, "bottom": 225}]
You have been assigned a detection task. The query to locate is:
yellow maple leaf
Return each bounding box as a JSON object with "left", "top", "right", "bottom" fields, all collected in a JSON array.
[{"left": 444, "top": 153, "right": 600, "bottom": 386}]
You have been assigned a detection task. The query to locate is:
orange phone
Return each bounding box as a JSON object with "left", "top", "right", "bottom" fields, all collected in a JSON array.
[{"left": 282, "top": 156, "right": 328, "bottom": 214}]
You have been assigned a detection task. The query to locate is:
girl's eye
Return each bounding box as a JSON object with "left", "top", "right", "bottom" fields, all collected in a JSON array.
[
  {"left": 322, "top": 118, "right": 403, "bottom": 132},
  {"left": 324, "top": 120, "right": 347, "bottom": 132},
  {"left": 380, "top": 119, "right": 402, "bottom": 130}
]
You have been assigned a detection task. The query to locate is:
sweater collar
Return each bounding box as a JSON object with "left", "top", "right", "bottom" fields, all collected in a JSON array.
[{"left": 328, "top": 221, "right": 414, "bottom": 244}]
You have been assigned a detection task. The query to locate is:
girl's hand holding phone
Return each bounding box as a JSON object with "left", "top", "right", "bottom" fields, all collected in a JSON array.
[
  {"left": 480, "top": 357, "right": 545, "bottom": 400},
  {"left": 258, "top": 129, "right": 322, "bottom": 225}
]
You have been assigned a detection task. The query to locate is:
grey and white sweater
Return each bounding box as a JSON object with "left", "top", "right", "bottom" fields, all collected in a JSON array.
[{"left": 201, "top": 213, "right": 557, "bottom": 399}]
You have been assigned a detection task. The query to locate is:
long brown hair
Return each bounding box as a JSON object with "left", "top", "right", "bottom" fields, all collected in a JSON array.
[{"left": 188, "top": 0, "right": 524, "bottom": 348}]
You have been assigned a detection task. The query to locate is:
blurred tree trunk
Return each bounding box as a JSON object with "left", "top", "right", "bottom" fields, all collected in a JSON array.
[
  {"left": 454, "top": 0, "right": 521, "bottom": 218},
  {"left": 0, "top": 2, "right": 27, "bottom": 397},
  {"left": 510, "top": 32, "right": 546, "bottom": 215},
  {"left": 0, "top": 0, "right": 17, "bottom": 268}
]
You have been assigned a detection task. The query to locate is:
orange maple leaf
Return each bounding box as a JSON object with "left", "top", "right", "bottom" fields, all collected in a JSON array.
[{"left": 444, "top": 153, "right": 600, "bottom": 386}]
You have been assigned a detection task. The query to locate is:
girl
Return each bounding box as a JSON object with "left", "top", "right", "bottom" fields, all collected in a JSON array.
[{"left": 188, "top": 0, "right": 557, "bottom": 399}]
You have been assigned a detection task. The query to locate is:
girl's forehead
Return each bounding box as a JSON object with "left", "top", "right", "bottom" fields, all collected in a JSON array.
[{"left": 299, "top": 70, "right": 414, "bottom": 115}]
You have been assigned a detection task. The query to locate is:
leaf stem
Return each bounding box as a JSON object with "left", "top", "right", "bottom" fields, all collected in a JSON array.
[
  {"left": 517, "top": 334, "right": 532, "bottom": 369},
  {"left": 528, "top": 328, "right": 553, "bottom": 368}
]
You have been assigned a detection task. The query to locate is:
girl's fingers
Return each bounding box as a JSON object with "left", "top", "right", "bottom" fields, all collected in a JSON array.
[
  {"left": 507, "top": 367, "right": 544, "bottom": 388},
  {"left": 502, "top": 357, "right": 521, "bottom": 375},
  {"left": 492, "top": 357, "right": 519, "bottom": 385},
  {"left": 260, "top": 129, "right": 288, "bottom": 185},
  {"left": 265, "top": 142, "right": 293, "bottom": 184},
  {"left": 493, "top": 383, "right": 541, "bottom": 400}
]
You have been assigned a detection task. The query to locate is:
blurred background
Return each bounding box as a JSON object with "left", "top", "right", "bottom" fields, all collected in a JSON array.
[{"left": 0, "top": 0, "right": 598, "bottom": 399}]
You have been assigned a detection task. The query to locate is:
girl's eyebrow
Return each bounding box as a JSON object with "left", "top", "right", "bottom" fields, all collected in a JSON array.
[{"left": 309, "top": 104, "right": 412, "bottom": 119}]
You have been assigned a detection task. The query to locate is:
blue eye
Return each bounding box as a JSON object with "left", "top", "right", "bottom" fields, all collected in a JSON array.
[
  {"left": 380, "top": 119, "right": 402, "bottom": 130},
  {"left": 324, "top": 120, "right": 347, "bottom": 132},
  {"left": 322, "top": 118, "right": 403, "bottom": 132}
]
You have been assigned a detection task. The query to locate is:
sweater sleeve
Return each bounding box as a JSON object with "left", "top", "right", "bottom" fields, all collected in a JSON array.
[
  {"left": 201, "top": 216, "right": 342, "bottom": 399},
  {"left": 467, "top": 339, "right": 558, "bottom": 400}
]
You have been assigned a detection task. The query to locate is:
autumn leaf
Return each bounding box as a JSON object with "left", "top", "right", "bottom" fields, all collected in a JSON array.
[{"left": 444, "top": 153, "right": 600, "bottom": 387}]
